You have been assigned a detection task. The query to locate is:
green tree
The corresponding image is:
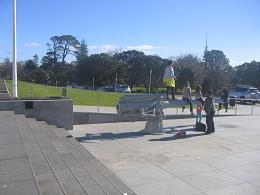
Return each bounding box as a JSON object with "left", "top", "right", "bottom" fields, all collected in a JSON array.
[
  {"left": 47, "top": 35, "right": 79, "bottom": 63},
  {"left": 0, "top": 58, "right": 12, "bottom": 79},
  {"left": 75, "top": 39, "right": 88, "bottom": 61},
  {"left": 174, "top": 54, "right": 204, "bottom": 90},
  {"left": 235, "top": 61, "right": 260, "bottom": 88},
  {"left": 77, "top": 53, "right": 120, "bottom": 86},
  {"left": 203, "top": 49, "right": 232, "bottom": 92},
  {"left": 114, "top": 50, "right": 147, "bottom": 89}
]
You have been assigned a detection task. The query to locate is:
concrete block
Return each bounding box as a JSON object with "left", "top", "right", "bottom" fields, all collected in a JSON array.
[{"left": 0, "top": 99, "right": 73, "bottom": 130}]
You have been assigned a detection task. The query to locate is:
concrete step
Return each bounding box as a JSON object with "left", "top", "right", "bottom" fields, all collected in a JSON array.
[
  {"left": 26, "top": 118, "right": 87, "bottom": 195},
  {"left": 15, "top": 114, "right": 64, "bottom": 195},
  {"left": 0, "top": 112, "right": 39, "bottom": 195},
  {"left": 10, "top": 114, "right": 136, "bottom": 195},
  {"left": 39, "top": 121, "right": 136, "bottom": 195}
]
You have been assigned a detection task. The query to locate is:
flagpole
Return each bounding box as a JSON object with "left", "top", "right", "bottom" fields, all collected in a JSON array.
[{"left": 12, "top": 0, "right": 18, "bottom": 97}]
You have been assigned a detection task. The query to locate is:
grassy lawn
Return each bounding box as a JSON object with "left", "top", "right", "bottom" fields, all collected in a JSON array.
[
  {"left": 6, "top": 80, "right": 198, "bottom": 107},
  {"left": 6, "top": 80, "right": 125, "bottom": 107}
]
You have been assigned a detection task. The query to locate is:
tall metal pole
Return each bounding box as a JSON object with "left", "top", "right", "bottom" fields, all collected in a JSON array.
[
  {"left": 92, "top": 77, "right": 95, "bottom": 91},
  {"left": 115, "top": 72, "right": 117, "bottom": 92},
  {"left": 148, "top": 69, "right": 152, "bottom": 94},
  {"left": 12, "top": 0, "right": 18, "bottom": 97}
]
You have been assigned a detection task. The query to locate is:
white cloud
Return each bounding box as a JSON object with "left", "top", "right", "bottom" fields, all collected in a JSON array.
[
  {"left": 88, "top": 44, "right": 176, "bottom": 56},
  {"left": 126, "top": 45, "right": 162, "bottom": 50},
  {"left": 89, "top": 44, "right": 119, "bottom": 51},
  {"left": 24, "top": 42, "right": 41, "bottom": 48}
]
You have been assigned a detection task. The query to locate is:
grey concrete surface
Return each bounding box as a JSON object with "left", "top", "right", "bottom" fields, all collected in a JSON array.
[
  {"left": 0, "top": 99, "right": 73, "bottom": 130},
  {"left": 0, "top": 111, "right": 136, "bottom": 195},
  {"left": 71, "top": 108, "right": 260, "bottom": 195},
  {"left": 73, "top": 104, "right": 260, "bottom": 125}
]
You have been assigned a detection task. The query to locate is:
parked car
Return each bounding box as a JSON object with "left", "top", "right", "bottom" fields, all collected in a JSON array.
[
  {"left": 97, "top": 85, "right": 114, "bottom": 92},
  {"left": 115, "top": 85, "right": 131, "bottom": 93},
  {"left": 228, "top": 85, "right": 260, "bottom": 103},
  {"left": 98, "top": 84, "right": 131, "bottom": 93}
]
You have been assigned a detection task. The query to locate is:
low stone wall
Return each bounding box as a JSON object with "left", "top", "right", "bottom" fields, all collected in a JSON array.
[{"left": 0, "top": 99, "right": 73, "bottom": 130}]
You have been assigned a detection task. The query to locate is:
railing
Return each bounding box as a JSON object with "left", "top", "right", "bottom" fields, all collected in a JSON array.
[{"left": 5, "top": 80, "right": 260, "bottom": 115}]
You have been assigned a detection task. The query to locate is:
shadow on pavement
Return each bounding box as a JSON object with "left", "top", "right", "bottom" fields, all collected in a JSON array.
[{"left": 76, "top": 130, "right": 144, "bottom": 142}]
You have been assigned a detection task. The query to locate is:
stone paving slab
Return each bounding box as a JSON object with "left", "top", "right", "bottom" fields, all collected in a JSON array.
[
  {"left": 0, "top": 158, "right": 34, "bottom": 183},
  {"left": 71, "top": 107, "right": 260, "bottom": 195},
  {"left": 0, "top": 179, "right": 38, "bottom": 195}
]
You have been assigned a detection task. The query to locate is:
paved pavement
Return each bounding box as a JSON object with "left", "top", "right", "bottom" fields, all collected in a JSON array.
[
  {"left": 0, "top": 111, "right": 136, "bottom": 195},
  {"left": 71, "top": 107, "right": 260, "bottom": 195}
]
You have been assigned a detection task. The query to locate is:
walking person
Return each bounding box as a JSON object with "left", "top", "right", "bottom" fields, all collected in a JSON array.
[
  {"left": 195, "top": 85, "right": 204, "bottom": 105},
  {"left": 218, "top": 88, "right": 229, "bottom": 112},
  {"left": 163, "top": 62, "right": 176, "bottom": 99},
  {"left": 182, "top": 81, "right": 194, "bottom": 116},
  {"left": 204, "top": 89, "right": 215, "bottom": 134}
]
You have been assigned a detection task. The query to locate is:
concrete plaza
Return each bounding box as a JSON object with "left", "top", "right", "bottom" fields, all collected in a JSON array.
[{"left": 71, "top": 105, "right": 260, "bottom": 195}]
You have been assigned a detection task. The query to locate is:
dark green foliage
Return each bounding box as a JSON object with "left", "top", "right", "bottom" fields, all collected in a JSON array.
[
  {"left": 2, "top": 34, "right": 259, "bottom": 94},
  {"left": 235, "top": 61, "right": 260, "bottom": 88}
]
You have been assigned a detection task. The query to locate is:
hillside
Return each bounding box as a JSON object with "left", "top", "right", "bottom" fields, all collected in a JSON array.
[{"left": 6, "top": 80, "right": 124, "bottom": 107}]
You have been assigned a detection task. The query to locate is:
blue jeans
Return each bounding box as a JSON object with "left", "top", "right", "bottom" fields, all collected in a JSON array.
[
  {"left": 196, "top": 113, "right": 202, "bottom": 123},
  {"left": 182, "top": 97, "right": 193, "bottom": 112}
]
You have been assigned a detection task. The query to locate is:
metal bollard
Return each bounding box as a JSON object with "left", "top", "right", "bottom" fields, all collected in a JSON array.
[
  {"left": 235, "top": 102, "right": 238, "bottom": 116},
  {"left": 62, "top": 87, "right": 67, "bottom": 98},
  {"left": 97, "top": 91, "right": 100, "bottom": 113},
  {"left": 30, "top": 83, "right": 33, "bottom": 97},
  {"left": 251, "top": 100, "right": 254, "bottom": 115}
]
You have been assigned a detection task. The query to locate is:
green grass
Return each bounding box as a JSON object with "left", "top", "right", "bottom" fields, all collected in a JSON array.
[{"left": 6, "top": 80, "right": 124, "bottom": 107}]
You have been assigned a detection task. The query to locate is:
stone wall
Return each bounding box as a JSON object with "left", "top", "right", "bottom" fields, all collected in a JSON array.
[{"left": 0, "top": 99, "right": 73, "bottom": 130}]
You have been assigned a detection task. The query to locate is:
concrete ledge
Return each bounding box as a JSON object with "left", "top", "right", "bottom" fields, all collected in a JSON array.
[
  {"left": 0, "top": 99, "right": 73, "bottom": 130},
  {"left": 73, "top": 111, "right": 234, "bottom": 125}
]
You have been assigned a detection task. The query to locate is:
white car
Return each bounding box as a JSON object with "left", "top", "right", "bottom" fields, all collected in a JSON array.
[{"left": 115, "top": 85, "right": 131, "bottom": 93}]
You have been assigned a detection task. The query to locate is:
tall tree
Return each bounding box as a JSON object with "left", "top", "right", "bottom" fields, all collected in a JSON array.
[
  {"left": 75, "top": 39, "right": 88, "bottom": 61},
  {"left": 114, "top": 50, "right": 147, "bottom": 89},
  {"left": 203, "top": 50, "right": 232, "bottom": 92},
  {"left": 46, "top": 35, "right": 79, "bottom": 63},
  {"left": 174, "top": 54, "right": 204, "bottom": 89}
]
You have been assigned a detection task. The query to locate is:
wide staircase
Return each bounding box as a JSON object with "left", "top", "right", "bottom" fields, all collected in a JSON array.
[
  {"left": 0, "top": 79, "right": 9, "bottom": 99},
  {"left": 0, "top": 111, "right": 136, "bottom": 195}
]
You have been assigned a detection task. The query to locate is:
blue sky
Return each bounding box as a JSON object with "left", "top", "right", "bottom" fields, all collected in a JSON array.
[{"left": 0, "top": 0, "right": 259, "bottom": 66}]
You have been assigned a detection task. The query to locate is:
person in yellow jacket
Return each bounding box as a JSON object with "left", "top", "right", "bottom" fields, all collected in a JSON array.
[{"left": 163, "top": 62, "right": 176, "bottom": 99}]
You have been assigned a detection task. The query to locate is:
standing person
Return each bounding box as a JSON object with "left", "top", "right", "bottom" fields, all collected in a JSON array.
[
  {"left": 182, "top": 81, "right": 194, "bottom": 115},
  {"left": 204, "top": 89, "right": 215, "bottom": 134},
  {"left": 195, "top": 85, "right": 204, "bottom": 105},
  {"left": 196, "top": 104, "right": 203, "bottom": 124},
  {"left": 218, "top": 88, "right": 229, "bottom": 112},
  {"left": 163, "top": 62, "right": 176, "bottom": 99}
]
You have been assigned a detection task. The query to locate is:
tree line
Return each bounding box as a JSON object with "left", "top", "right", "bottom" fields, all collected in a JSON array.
[{"left": 0, "top": 34, "right": 260, "bottom": 93}]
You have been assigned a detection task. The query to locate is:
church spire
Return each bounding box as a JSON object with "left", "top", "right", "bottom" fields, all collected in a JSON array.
[{"left": 204, "top": 33, "right": 208, "bottom": 53}]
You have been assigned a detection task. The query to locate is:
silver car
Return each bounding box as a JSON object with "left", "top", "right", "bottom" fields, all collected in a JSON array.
[{"left": 229, "top": 85, "right": 260, "bottom": 103}]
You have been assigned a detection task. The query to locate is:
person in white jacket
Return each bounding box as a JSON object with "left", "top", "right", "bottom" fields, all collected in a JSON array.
[{"left": 163, "top": 63, "right": 176, "bottom": 99}]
